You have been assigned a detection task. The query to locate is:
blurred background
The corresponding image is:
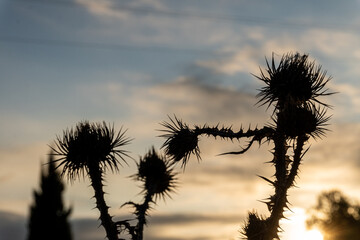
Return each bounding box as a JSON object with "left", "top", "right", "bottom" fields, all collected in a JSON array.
[{"left": 1, "top": 0, "right": 360, "bottom": 239}]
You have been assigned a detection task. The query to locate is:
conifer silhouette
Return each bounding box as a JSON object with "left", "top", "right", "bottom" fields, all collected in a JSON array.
[{"left": 28, "top": 154, "right": 72, "bottom": 240}]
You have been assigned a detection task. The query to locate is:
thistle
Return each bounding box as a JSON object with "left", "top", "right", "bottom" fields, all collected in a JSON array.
[
  {"left": 161, "top": 116, "right": 201, "bottom": 166},
  {"left": 118, "top": 148, "right": 177, "bottom": 240},
  {"left": 136, "top": 147, "right": 177, "bottom": 199},
  {"left": 161, "top": 52, "right": 334, "bottom": 239},
  {"left": 255, "top": 52, "right": 332, "bottom": 109},
  {"left": 51, "top": 121, "right": 131, "bottom": 181},
  {"left": 51, "top": 121, "right": 132, "bottom": 240}
]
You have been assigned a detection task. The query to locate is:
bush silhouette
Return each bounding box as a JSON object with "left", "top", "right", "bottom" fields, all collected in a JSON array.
[
  {"left": 28, "top": 154, "right": 72, "bottom": 240},
  {"left": 161, "top": 52, "right": 333, "bottom": 239},
  {"left": 307, "top": 190, "right": 360, "bottom": 240}
]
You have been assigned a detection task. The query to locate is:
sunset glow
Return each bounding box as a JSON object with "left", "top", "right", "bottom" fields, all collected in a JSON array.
[
  {"left": 2, "top": 1, "right": 360, "bottom": 239},
  {"left": 281, "top": 208, "right": 324, "bottom": 240},
  {"left": 305, "top": 229, "right": 324, "bottom": 240}
]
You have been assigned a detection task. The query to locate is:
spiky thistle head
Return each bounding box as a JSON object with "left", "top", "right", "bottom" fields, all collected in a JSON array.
[
  {"left": 272, "top": 105, "right": 330, "bottom": 139},
  {"left": 50, "top": 121, "right": 132, "bottom": 181},
  {"left": 136, "top": 147, "right": 177, "bottom": 199},
  {"left": 160, "top": 116, "right": 200, "bottom": 167},
  {"left": 241, "top": 212, "right": 269, "bottom": 240},
  {"left": 255, "top": 52, "right": 333, "bottom": 109}
]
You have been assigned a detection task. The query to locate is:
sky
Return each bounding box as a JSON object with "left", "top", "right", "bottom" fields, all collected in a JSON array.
[{"left": 1, "top": 0, "right": 360, "bottom": 239}]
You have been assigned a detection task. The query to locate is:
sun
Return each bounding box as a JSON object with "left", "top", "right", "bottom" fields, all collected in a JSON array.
[
  {"left": 305, "top": 229, "right": 324, "bottom": 240},
  {"left": 280, "top": 208, "right": 324, "bottom": 240}
]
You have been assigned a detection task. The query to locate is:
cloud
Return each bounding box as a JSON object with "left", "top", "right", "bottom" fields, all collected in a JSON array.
[
  {"left": 0, "top": 211, "right": 26, "bottom": 240},
  {"left": 75, "top": 0, "right": 130, "bottom": 20},
  {"left": 129, "top": 77, "right": 268, "bottom": 124},
  {"left": 74, "top": 0, "right": 168, "bottom": 22},
  {"left": 329, "top": 82, "right": 360, "bottom": 119},
  {"left": 72, "top": 218, "right": 105, "bottom": 240},
  {"left": 196, "top": 46, "right": 263, "bottom": 75}
]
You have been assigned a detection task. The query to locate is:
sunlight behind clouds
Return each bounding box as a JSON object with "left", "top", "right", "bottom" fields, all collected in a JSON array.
[
  {"left": 2, "top": 0, "right": 360, "bottom": 239},
  {"left": 281, "top": 208, "right": 324, "bottom": 240}
]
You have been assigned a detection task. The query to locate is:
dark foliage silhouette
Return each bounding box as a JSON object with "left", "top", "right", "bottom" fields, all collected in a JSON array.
[
  {"left": 51, "top": 121, "right": 177, "bottom": 240},
  {"left": 307, "top": 190, "right": 360, "bottom": 240},
  {"left": 28, "top": 154, "right": 72, "bottom": 240},
  {"left": 161, "top": 52, "right": 334, "bottom": 239}
]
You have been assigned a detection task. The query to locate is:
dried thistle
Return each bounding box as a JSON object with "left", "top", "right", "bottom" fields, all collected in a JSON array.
[
  {"left": 255, "top": 52, "right": 333, "bottom": 109},
  {"left": 119, "top": 148, "right": 177, "bottom": 240},
  {"left": 51, "top": 121, "right": 132, "bottom": 181},
  {"left": 160, "top": 116, "right": 200, "bottom": 166},
  {"left": 272, "top": 105, "right": 330, "bottom": 139},
  {"left": 51, "top": 121, "right": 132, "bottom": 240},
  {"left": 136, "top": 147, "right": 177, "bottom": 199},
  {"left": 160, "top": 52, "right": 334, "bottom": 240}
]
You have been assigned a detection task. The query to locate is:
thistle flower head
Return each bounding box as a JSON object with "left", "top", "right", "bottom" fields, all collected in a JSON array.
[
  {"left": 51, "top": 121, "right": 132, "bottom": 181},
  {"left": 242, "top": 212, "right": 269, "bottom": 240},
  {"left": 274, "top": 105, "right": 330, "bottom": 139},
  {"left": 255, "top": 52, "right": 333, "bottom": 109},
  {"left": 136, "top": 147, "right": 177, "bottom": 199},
  {"left": 160, "top": 116, "right": 200, "bottom": 167}
]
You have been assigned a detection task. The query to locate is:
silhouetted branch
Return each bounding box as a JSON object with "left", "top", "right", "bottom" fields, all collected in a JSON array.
[{"left": 161, "top": 115, "right": 274, "bottom": 167}]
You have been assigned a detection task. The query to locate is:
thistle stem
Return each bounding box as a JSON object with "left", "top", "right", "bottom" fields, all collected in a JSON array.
[
  {"left": 88, "top": 165, "right": 118, "bottom": 240},
  {"left": 136, "top": 192, "right": 153, "bottom": 240},
  {"left": 266, "top": 132, "right": 288, "bottom": 239},
  {"left": 286, "top": 135, "right": 307, "bottom": 188},
  {"left": 266, "top": 134, "right": 307, "bottom": 239}
]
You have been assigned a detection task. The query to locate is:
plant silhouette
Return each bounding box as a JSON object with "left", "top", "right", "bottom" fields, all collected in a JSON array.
[
  {"left": 27, "top": 154, "right": 72, "bottom": 240},
  {"left": 50, "top": 121, "right": 177, "bottom": 240},
  {"left": 161, "top": 52, "right": 334, "bottom": 239},
  {"left": 307, "top": 190, "right": 360, "bottom": 240}
]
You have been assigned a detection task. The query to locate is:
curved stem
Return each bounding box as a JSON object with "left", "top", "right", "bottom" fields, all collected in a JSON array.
[{"left": 88, "top": 165, "right": 118, "bottom": 240}]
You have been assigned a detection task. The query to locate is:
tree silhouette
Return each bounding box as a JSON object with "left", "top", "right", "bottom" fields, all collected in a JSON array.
[
  {"left": 160, "top": 52, "right": 333, "bottom": 239},
  {"left": 307, "top": 190, "right": 360, "bottom": 240},
  {"left": 27, "top": 154, "right": 72, "bottom": 240}
]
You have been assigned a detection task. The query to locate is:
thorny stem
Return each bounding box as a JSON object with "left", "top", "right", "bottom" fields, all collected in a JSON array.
[
  {"left": 136, "top": 192, "right": 153, "bottom": 240},
  {"left": 266, "top": 133, "right": 308, "bottom": 239},
  {"left": 267, "top": 132, "right": 288, "bottom": 240},
  {"left": 286, "top": 135, "right": 307, "bottom": 189},
  {"left": 194, "top": 125, "right": 273, "bottom": 142},
  {"left": 88, "top": 164, "right": 118, "bottom": 240}
]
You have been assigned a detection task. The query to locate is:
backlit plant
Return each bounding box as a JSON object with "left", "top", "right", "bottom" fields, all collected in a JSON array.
[
  {"left": 161, "top": 52, "right": 333, "bottom": 240},
  {"left": 51, "top": 121, "right": 177, "bottom": 240}
]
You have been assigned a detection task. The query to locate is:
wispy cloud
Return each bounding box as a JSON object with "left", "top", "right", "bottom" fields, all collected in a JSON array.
[{"left": 75, "top": 0, "right": 129, "bottom": 20}]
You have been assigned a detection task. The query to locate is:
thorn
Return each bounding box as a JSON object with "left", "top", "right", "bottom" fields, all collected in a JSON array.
[{"left": 257, "top": 175, "right": 275, "bottom": 186}]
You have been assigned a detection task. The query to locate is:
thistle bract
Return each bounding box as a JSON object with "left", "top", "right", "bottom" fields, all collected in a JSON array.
[
  {"left": 256, "top": 53, "right": 332, "bottom": 108},
  {"left": 51, "top": 121, "right": 131, "bottom": 181},
  {"left": 274, "top": 105, "right": 330, "bottom": 138},
  {"left": 161, "top": 116, "right": 200, "bottom": 166},
  {"left": 137, "top": 148, "right": 176, "bottom": 199}
]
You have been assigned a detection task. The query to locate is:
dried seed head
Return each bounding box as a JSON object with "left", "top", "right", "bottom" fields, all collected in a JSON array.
[
  {"left": 242, "top": 212, "right": 268, "bottom": 240},
  {"left": 160, "top": 116, "right": 200, "bottom": 167},
  {"left": 274, "top": 105, "right": 330, "bottom": 139},
  {"left": 255, "top": 52, "right": 333, "bottom": 109},
  {"left": 137, "top": 147, "right": 177, "bottom": 199},
  {"left": 50, "top": 121, "right": 131, "bottom": 181}
]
